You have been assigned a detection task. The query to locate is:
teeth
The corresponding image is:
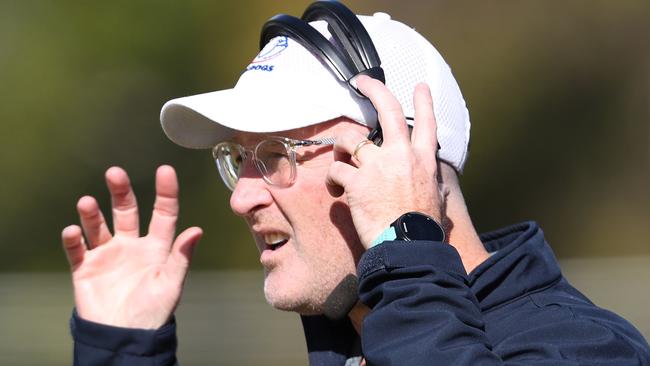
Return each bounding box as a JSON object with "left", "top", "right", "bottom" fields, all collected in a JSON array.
[{"left": 264, "top": 233, "right": 288, "bottom": 246}]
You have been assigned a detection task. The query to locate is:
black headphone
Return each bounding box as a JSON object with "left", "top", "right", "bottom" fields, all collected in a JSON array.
[{"left": 260, "top": 0, "right": 387, "bottom": 145}]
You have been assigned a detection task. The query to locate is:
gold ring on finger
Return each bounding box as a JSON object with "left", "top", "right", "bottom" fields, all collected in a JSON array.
[{"left": 353, "top": 139, "right": 374, "bottom": 161}]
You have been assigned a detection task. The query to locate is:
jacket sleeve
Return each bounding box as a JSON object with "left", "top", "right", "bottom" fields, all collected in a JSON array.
[
  {"left": 70, "top": 310, "right": 179, "bottom": 366},
  {"left": 356, "top": 241, "right": 650, "bottom": 365}
]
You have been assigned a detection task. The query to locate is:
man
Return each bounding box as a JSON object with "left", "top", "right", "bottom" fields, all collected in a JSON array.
[{"left": 62, "top": 3, "right": 649, "bottom": 365}]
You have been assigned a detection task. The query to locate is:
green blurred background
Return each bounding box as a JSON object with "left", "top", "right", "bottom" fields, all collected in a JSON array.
[
  {"left": 1, "top": 0, "right": 648, "bottom": 270},
  {"left": 0, "top": 0, "right": 648, "bottom": 364}
]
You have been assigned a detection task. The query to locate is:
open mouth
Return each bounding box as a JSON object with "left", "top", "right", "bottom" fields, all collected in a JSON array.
[{"left": 264, "top": 233, "right": 289, "bottom": 251}]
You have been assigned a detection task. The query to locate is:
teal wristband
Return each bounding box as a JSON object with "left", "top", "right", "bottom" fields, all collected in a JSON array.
[{"left": 370, "top": 226, "right": 397, "bottom": 248}]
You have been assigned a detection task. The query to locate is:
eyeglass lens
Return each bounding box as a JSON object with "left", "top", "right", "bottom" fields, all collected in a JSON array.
[
  {"left": 214, "top": 144, "right": 244, "bottom": 191},
  {"left": 254, "top": 139, "right": 293, "bottom": 185},
  {"left": 214, "top": 139, "right": 293, "bottom": 190}
]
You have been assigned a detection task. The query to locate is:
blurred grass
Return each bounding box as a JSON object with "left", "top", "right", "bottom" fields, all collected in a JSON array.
[
  {"left": 0, "top": 2, "right": 648, "bottom": 270},
  {"left": 1, "top": 259, "right": 648, "bottom": 366},
  {"left": 0, "top": 271, "right": 307, "bottom": 366}
]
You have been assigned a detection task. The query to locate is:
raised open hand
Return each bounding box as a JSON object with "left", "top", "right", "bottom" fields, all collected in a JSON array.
[{"left": 61, "top": 165, "right": 202, "bottom": 329}]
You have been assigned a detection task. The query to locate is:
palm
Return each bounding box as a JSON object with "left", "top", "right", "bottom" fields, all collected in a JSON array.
[
  {"left": 72, "top": 236, "right": 173, "bottom": 328},
  {"left": 62, "top": 166, "right": 202, "bottom": 329}
]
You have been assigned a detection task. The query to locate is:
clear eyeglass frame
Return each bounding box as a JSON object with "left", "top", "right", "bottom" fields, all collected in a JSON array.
[{"left": 212, "top": 136, "right": 336, "bottom": 191}]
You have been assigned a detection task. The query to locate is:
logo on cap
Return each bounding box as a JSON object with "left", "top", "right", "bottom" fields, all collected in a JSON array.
[{"left": 251, "top": 36, "right": 288, "bottom": 63}]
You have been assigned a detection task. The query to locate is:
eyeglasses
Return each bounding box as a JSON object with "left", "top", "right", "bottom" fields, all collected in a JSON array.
[{"left": 212, "top": 136, "right": 336, "bottom": 191}]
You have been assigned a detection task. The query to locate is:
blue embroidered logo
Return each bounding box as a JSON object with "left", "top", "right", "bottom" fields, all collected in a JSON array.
[
  {"left": 251, "top": 36, "right": 288, "bottom": 64},
  {"left": 246, "top": 64, "right": 274, "bottom": 72}
]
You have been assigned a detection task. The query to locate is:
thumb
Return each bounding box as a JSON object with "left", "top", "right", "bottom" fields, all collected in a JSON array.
[{"left": 168, "top": 227, "right": 202, "bottom": 278}]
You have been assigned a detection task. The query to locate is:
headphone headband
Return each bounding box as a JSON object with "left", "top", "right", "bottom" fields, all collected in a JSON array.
[
  {"left": 260, "top": 1, "right": 385, "bottom": 96},
  {"left": 302, "top": 1, "right": 382, "bottom": 78}
]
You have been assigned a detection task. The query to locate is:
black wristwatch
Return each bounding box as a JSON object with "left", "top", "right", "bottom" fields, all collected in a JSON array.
[{"left": 370, "top": 212, "right": 445, "bottom": 247}]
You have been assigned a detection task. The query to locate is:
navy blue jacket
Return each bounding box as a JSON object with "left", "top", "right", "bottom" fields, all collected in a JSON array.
[{"left": 70, "top": 222, "right": 650, "bottom": 365}]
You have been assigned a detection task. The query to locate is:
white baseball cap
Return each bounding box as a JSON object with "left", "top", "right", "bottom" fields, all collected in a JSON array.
[{"left": 160, "top": 11, "right": 471, "bottom": 172}]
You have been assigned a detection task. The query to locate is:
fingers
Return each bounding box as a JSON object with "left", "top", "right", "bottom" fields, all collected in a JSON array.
[
  {"left": 76, "top": 196, "right": 112, "bottom": 248},
  {"left": 148, "top": 165, "right": 179, "bottom": 243},
  {"left": 168, "top": 227, "right": 202, "bottom": 278},
  {"left": 106, "top": 167, "right": 140, "bottom": 237},
  {"left": 356, "top": 77, "right": 438, "bottom": 158},
  {"left": 61, "top": 225, "right": 86, "bottom": 269},
  {"left": 356, "top": 75, "right": 409, "bottom": 146},
  {"left": 334, "top": 130, "right": 379, "bottom": 164},
  {"left": 326, "top": 161, "right": 357, "bottom": 196},
  {"left": 411, "top": 83, "right": 438, "bottom": 155},
  {"left": 329, "top": 129, "right": 369, "bottom": 193}
]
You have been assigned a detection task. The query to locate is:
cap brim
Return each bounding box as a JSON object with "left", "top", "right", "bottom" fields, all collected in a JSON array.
[{"left": 160, "top": 88, "right": 343, "bottom": 149}]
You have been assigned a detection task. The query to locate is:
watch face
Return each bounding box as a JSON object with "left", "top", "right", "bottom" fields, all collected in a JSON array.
[{"left": 397, "top": 212, "right": 445, "bottom": 242}]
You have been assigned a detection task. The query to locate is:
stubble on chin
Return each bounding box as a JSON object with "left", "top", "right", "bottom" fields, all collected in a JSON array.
[
  {"left": 262, "top": 278, "right": 322, "bottom": 314},
  {"left": 262, "top": 268, "right": 359, "bottom": 319}
]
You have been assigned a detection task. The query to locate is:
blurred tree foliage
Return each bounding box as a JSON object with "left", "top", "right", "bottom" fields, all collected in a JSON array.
[{"left": 0, "top": 0, "right": 647, "bottom": 271}]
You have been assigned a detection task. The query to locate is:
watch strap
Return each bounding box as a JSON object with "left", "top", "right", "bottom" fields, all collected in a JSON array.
[{"left": 369, "top": 226, "right": 397, "bottom": 248}]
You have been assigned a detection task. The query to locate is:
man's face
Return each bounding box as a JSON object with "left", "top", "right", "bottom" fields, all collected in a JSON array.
[{"left": 229, "top": 118, "right": 369, "bottom": 316}]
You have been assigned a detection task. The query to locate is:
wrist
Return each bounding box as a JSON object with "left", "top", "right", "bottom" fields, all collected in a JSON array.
[
  {"left": 76, "top": 306, "right": 170, "bottom": 330},
  {"left": 369, "top": 212, "right": 445, "bottom": 248}
]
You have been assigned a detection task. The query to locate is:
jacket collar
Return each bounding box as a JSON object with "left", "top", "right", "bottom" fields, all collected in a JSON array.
[{"left": 469, "top": 221, "right": 562, "bottom": 311}]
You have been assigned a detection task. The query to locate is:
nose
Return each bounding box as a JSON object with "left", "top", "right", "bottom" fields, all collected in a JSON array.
[{"left": 229, "top": 162, "right": 273, "bottom": 216}]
